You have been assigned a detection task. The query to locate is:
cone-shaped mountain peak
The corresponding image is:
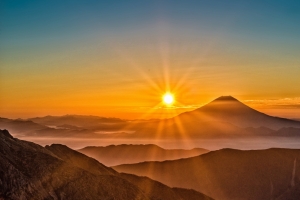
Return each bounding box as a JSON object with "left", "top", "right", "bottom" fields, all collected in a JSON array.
[
  {"left": 176, "top": 96, "right": 300, "bottom": 130},
  {"left": 212, "top": 95, "right": 239, "bottom": 101},
  {"left": 199, "top": 95, "right": 254, "bottom": 113}
]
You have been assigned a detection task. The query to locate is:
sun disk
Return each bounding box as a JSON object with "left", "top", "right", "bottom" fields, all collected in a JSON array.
[{"left": 163, "top": 93, "right": 174, "bottom": 105}]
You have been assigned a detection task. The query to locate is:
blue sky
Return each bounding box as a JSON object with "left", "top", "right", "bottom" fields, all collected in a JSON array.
[{"left": 2, "top": 0, "right": 300, "bottom": 44}]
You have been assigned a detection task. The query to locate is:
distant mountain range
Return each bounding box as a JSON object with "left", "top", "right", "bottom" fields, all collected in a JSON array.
[
  {"left": 0, "top": 129, "right": 213, "bottom": 200},
  {"left": 78, "top": 144, "right": 209, "bottom": 166},
  {"left": 113, "top": 148, "right": 300, "bottom": 200},
  {"left": 174, "top": 96, "right": 300, "bottom": 130},
  {"left": 1, "top": 96, "right": 300, "bottom": 140},
  {"left": 128, "top": 96, "right": 300, "bottom": 138},
  {"left": 29, "top": 115, "right": 127, "bottom": 129}
]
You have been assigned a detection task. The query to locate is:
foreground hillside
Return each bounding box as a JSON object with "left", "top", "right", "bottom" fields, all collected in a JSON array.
[
  {"left": 0, "top": 129, "right": 212, "bottom": 200},
  {"left": 114, "top": 148, "right": 300, "bottom": 200},
  {"left": 78, "top": 144, "right": 209, "bottom": 166}
]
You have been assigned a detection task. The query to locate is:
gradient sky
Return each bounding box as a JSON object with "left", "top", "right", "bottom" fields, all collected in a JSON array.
[{"left": 1, "top": 0, "right": 300, "bottom": 119}]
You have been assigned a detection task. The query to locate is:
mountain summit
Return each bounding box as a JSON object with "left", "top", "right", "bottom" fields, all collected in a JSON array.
[
  {"left": 176, "top": 96, "right": 300, "bottom": 130},
  {"left": 211, "top": 95, "right": 238, "bottom": 101}
]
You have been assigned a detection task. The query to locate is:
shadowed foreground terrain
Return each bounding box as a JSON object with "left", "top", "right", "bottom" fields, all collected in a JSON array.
[
  {"left": 78, "top": 144, "right": 209, "bottom": 166},
  {"left": 0, "top": 129, "right": 213, "bottom": 200},
  {"left": 114, "top": 148, "right": 300, "bottom": 200}
]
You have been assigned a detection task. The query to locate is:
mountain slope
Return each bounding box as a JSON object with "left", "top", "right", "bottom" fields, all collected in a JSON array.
[
  {"left": 124, "top": 96, "right": 300, "bottom": 139},
  {"left": 0, "top": 130, "right": 149, "bottom": 200},
  {"left": 175, "top": 96, "right": 300, "bottom": 130},
  {"left": 0, "top": 129, "right": 213, "bottom": 200},
  {"left": 120, "top": 173, "right": 213, "bottom": 200},
  {"left": 78, "top": 144, "right": 209, "bottom": 166},
  {"left": 46, "top": 144, "right": 213, "bottom": 200},
  {"left": 113, "top": 148, "right": 300, "bottom": 200},
  {"left": 46, "top": 144, "right": 118, "bottom": 175}
]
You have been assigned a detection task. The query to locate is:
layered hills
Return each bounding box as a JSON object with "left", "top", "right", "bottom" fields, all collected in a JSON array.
[
  {"left": 0, "top": 129, "right": 213, "bottom": 200},
  {"left": 113, "top": 148, "right": 300, "bottom": 200},
  {"left": 78, "top": 144, "right": 209, "bottom": 166}
]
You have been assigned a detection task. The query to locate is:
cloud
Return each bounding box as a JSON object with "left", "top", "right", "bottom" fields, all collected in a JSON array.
[{"left": 243, "top": 97, "right": 300, "bottom": 109}]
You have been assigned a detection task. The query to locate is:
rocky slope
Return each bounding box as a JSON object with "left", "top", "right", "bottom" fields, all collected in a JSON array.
[{"left": 0, "top": 129, "right": 213, "bottom": 200}]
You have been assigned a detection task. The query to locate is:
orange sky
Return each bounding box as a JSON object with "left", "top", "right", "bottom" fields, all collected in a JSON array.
[
  {"left": 1, "top": 1, "right": 300, "bottom": 120},
  {"left": 1, "top": 38, "right": 300, "bottom": 119}
]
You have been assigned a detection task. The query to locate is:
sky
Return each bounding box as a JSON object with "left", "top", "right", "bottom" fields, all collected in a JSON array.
[{"left": 1, "top": 0, "right": 300, "bottom": 119}]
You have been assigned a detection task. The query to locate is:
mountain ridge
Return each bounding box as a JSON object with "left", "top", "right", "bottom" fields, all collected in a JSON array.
[
  {"left": 113, "top": 147, "right": 300, "bottom": 200},
  {"left": 78, "top": 144, "right": 209, "bottom": 166},
  {"left": 0, "top": 129, "right": 213, "bottom": 200}
]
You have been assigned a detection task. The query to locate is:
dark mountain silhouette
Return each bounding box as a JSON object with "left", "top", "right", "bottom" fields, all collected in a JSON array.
[
  {"left": 113, "top": 148, "right": 300, "bottom": 200},
  {"left": 0, "top": 129, "right": 213, "bottom": 200},
  {"left": 175, "top": 96, "right": 300, "bottom": 130},
  {"left": 78, "top": 144, "right": 209, "bottom": 166}
]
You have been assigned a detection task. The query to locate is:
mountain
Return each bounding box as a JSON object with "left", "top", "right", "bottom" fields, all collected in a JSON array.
[
  {"left": 174, "top": 96, "right": 300, "bottom": 130},
  {"left": 46, "top": 144, "right": 118, "bottom": 176},
  {"left": 0, "top": 117, "right": 131, "bottom": 139},
  {"left": 0, "top": 129, "right": 213, "bottom": 200},
  {"left": 0, "top": 117, "right": 47, "bottom": 135},
  {"left": 119, "top": 173, "right": 213, "bottom": 200},
  {"left": 78, "top": 144, "right": 209, "bottom": 166},
  {"left": 29, "top": 115, "right": 127, "bottom": 129},
  {"left": 113, "top": 148, "right": 300, "bottom": 200},
  {"left": 2, "top": 96, "right": 300, "bottom": 141},
  {"left": 122, "top": 96, "right": 300, "bottom": 139}
]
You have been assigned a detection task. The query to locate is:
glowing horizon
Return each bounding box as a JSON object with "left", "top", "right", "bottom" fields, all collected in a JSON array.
[{"left": 1, "top": 1, "right": 300, "bottom": 120}]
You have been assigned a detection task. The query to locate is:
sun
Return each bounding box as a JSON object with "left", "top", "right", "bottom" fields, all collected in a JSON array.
[{"left": 163, "top": 93, "right": 174, "bottom": 105}]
